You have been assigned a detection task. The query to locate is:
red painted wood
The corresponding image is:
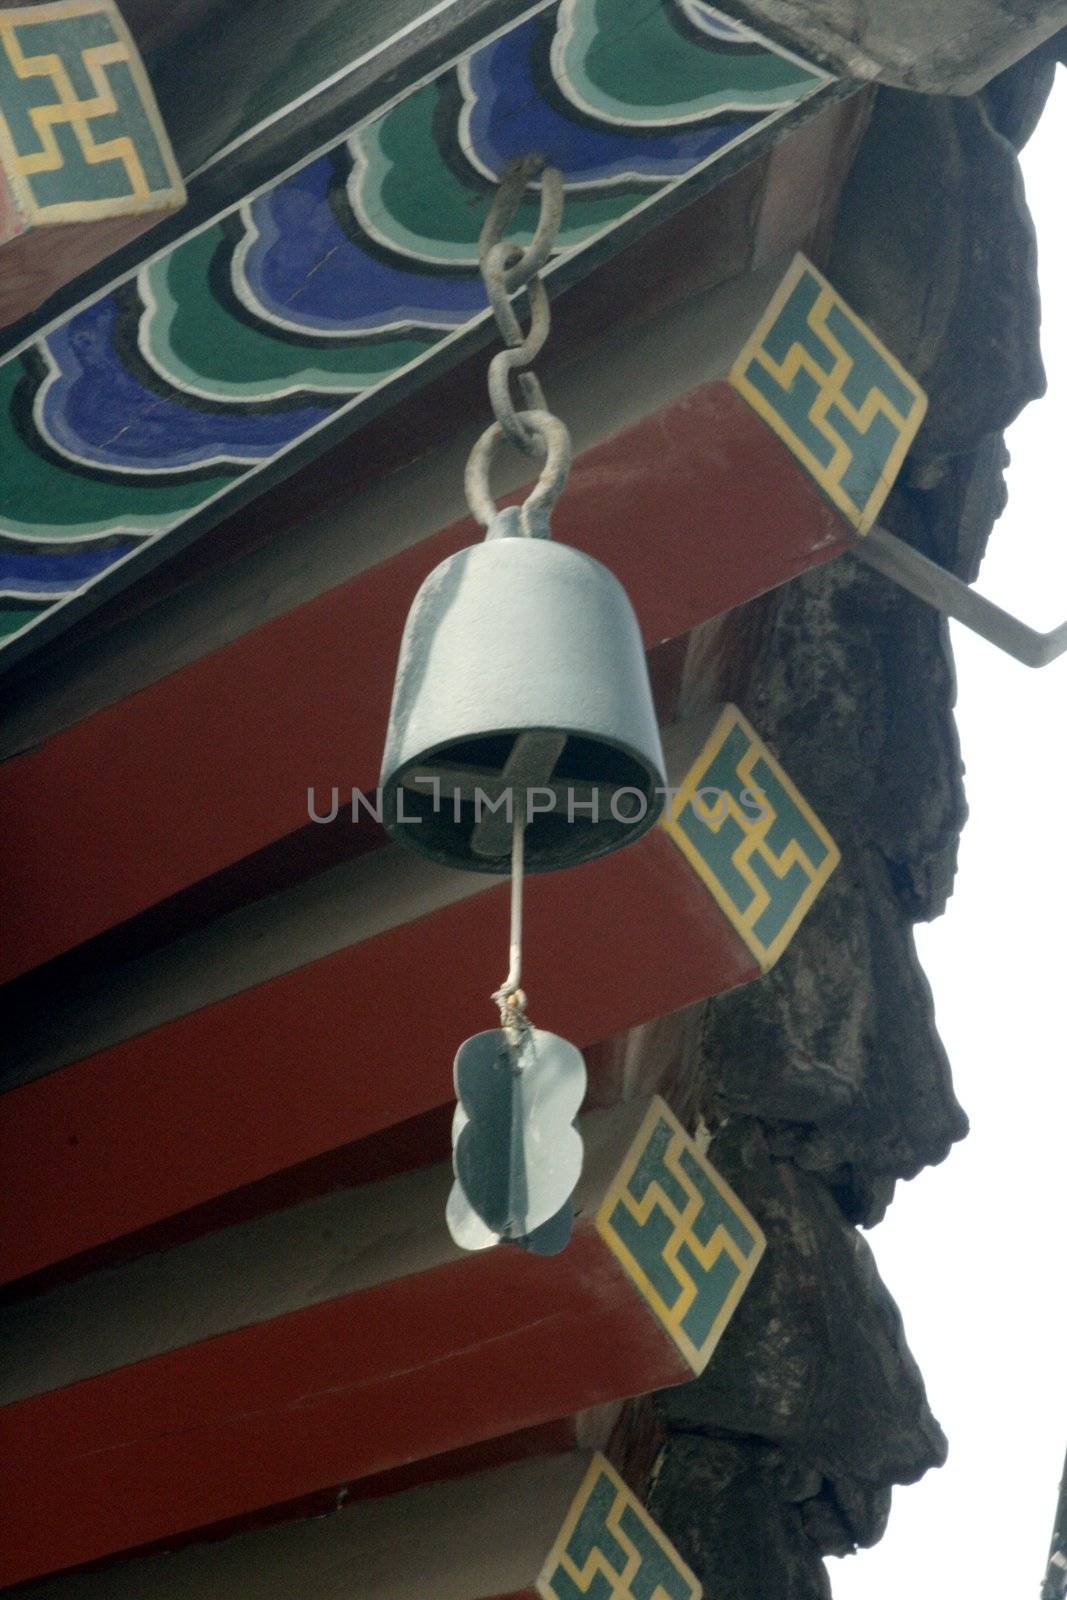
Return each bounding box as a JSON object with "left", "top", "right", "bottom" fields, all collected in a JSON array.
[
  {"left": 55, "top": 1420, "right": 584, "bottom": 1571},
  {"left": 0, "top": 387, "right": 847, "bottom": 984},
  {"left": 0, "top": 1226, "right": 687, "bottom": 1587},
  {"left": 0, "top": 829, "right": 756, "bottom": 1287},
  {"left": 0, "top": 1102, "right": 457, "bottom": 1302}
]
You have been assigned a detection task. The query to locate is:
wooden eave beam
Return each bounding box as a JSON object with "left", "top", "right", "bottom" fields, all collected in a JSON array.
[
  {"left": 0, "top": 1099, "right": 759, "bottom": 1586},
  {"left": 11, "top": 1451, "right": 599, "bottom": 1600},
  {"left": 10, "top": 1450, "right": 698, "bottom": 1600},
  {"left": 0, "top": 1107, "right": 660, "bottom": 1405},
  {"left": 0, "top": 715, "right": 774, "bottom": 1286},
  {"left": 0, "top": 339, "right": 848, "bottom": 986}
]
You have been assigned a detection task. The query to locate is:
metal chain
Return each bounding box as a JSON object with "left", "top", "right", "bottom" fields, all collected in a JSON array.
[
  {"left": 480, "top": 156, "right": 561, "bottom": 455},
  {"left": 464, "top": 409, "right": 571, "bottom": 538},
  {"left": 465, "top": 158, "right": 573, "bottom": 538}
]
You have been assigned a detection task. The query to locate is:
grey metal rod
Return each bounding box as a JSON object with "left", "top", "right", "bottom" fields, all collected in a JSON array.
[
  {"left": 855, "top": 525, "right": 1067, "bottom": 668},
  {"left": 1041, "top": 1445, "right": 1067, "bottom": 1600}
]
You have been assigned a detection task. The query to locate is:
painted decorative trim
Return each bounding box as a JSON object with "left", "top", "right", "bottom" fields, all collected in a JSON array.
[
  {"left": 729, "top": 252, "right": 926, "bottom": 534},
  {"left": 596, "top": 1097, "right": 765, "bottom": 1376},
  {"left": 0, "top": 0, "right": 834, "bottom": 654},
  {"left": 0, "top": 0, "right": 183, "bottom": 228},
  {"left": 662, "top": 703, "right": 839, "bottom": 971},
  {"left": 538, "top": 1452, "right": 702, "bottom": 1600}
]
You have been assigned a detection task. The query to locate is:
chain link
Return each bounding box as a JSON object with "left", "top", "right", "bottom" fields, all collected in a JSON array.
[
  {"left": 479, "top": 157, "right": 562, "bottom": 456},
  {"left": 465, "top": 158, "right": 573, "bottom": 535}
]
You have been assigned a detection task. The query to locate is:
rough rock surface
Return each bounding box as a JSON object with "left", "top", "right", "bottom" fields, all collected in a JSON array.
[
  {"left": 647, "top": 1125, "right": 946, "bottom": 1589},
  {"left": 651, "top": 1437, "right": 835, "bottom": 1600},
  {"left": 655, "top": 1121, "right": 946, "bottom": 1529},
  {"left": 642, "top": 45, "right": 1054, "bottom": 1600},
  {"left": 700, "top": 558, "right": 969, "bottom": 1227},
  {"left": 826, "top": 81, "right": 1048, "bottom": 580}
]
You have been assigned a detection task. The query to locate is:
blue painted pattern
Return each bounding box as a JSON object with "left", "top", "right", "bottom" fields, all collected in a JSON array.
[
  {"left": 40, "top": 297, "right": 334, "bottom": 471},
  {"left": 461, "top": 14, "right": 748, "bottom": 186},
  {"left": 237, "top": 156, "right": 488, "bottom": 337},
  {"left": 0, "top": 538, "right": 141, "bottom": 597},
  {"left": 0, "top": 1, "right": 833, "bottom": 650}
]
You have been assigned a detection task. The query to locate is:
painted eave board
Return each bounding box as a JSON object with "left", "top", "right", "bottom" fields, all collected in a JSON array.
[{"left": 0, "top": 0, "right": 844, "bottom": 670}]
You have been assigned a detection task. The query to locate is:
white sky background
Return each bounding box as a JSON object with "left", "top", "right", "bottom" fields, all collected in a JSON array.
[{"left": 829, "top": 69, "right": 1067, "bottom": 1600}]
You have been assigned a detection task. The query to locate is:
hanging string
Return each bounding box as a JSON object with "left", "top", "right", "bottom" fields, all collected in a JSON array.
[{"left": 492, "top": 806, "right": 530, "bottom": 1049}]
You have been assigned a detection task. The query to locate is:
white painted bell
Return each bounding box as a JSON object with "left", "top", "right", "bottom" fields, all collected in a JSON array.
[{"left": 379, "top": 520, "right": 665, "bottom": 872}]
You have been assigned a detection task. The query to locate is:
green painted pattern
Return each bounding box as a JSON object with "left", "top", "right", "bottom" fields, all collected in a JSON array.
[
  {"left": 353, "top": 80, "right": 642, "bottom": 266},
  {"left": 0, "top": 0, "right": 839, "bottom": 653},
  {"left": 554, "top": 0, "right": 823, "bottom": 123},
  {"left": 0, "top": 2, "right": 179, "bottom": 217},
  {"left": 662, "top": 702, "right": 840, "bottom": 969},
  {"left": 0, "top": 604, "right": 46, "bottom": 639},
  {"left": 603, "top": 1110, "right": 760, "bottom": 1358},
  {"left": 141, "top": 228, "right": 444, "bottom": 402},
  {"left": 671, "top": 724, "right": 832, "bottom": 951},
  {"left": 541, "top": 1466, "right": 699, "bottom": 1600},
  {"left": 0, "top": 362, "right": 229, "bottom": 538},
  {"left": 731, "top": 257, "right": 926, "bottom": 532}
]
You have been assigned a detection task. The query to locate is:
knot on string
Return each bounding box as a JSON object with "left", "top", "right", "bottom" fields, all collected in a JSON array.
[
  {"left": 491, "top": 804, "right": 532, "bottom": 1051},
  {"left": 492, "top": 984, "right": 531, "bottom": 1052}
]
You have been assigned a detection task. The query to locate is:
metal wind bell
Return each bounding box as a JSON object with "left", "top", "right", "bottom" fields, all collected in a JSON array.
[{"left": 379, "top": 159, "right": 666, "bottom": 1255}]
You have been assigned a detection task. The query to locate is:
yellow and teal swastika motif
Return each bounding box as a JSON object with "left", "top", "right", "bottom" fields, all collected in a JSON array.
[
  {"left": 730, "top": 253, "right": 926, "bottom": 534},
  {"left": 538, "top": 1454, "right": 701, "bottom": 1600},
  {"left": 663, "top": 704, "right": 839, "bottom": 972},
  {"left": 0, "top": 0, "right": 183, "bottom": 224},
  {"left": 596, "top": 1099, "right": 765, "bottom": 1377}
]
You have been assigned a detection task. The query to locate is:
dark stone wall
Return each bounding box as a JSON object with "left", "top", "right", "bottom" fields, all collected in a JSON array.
[{"left": 639, "top": 42, "right": 1058, "bottom": 1597}]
